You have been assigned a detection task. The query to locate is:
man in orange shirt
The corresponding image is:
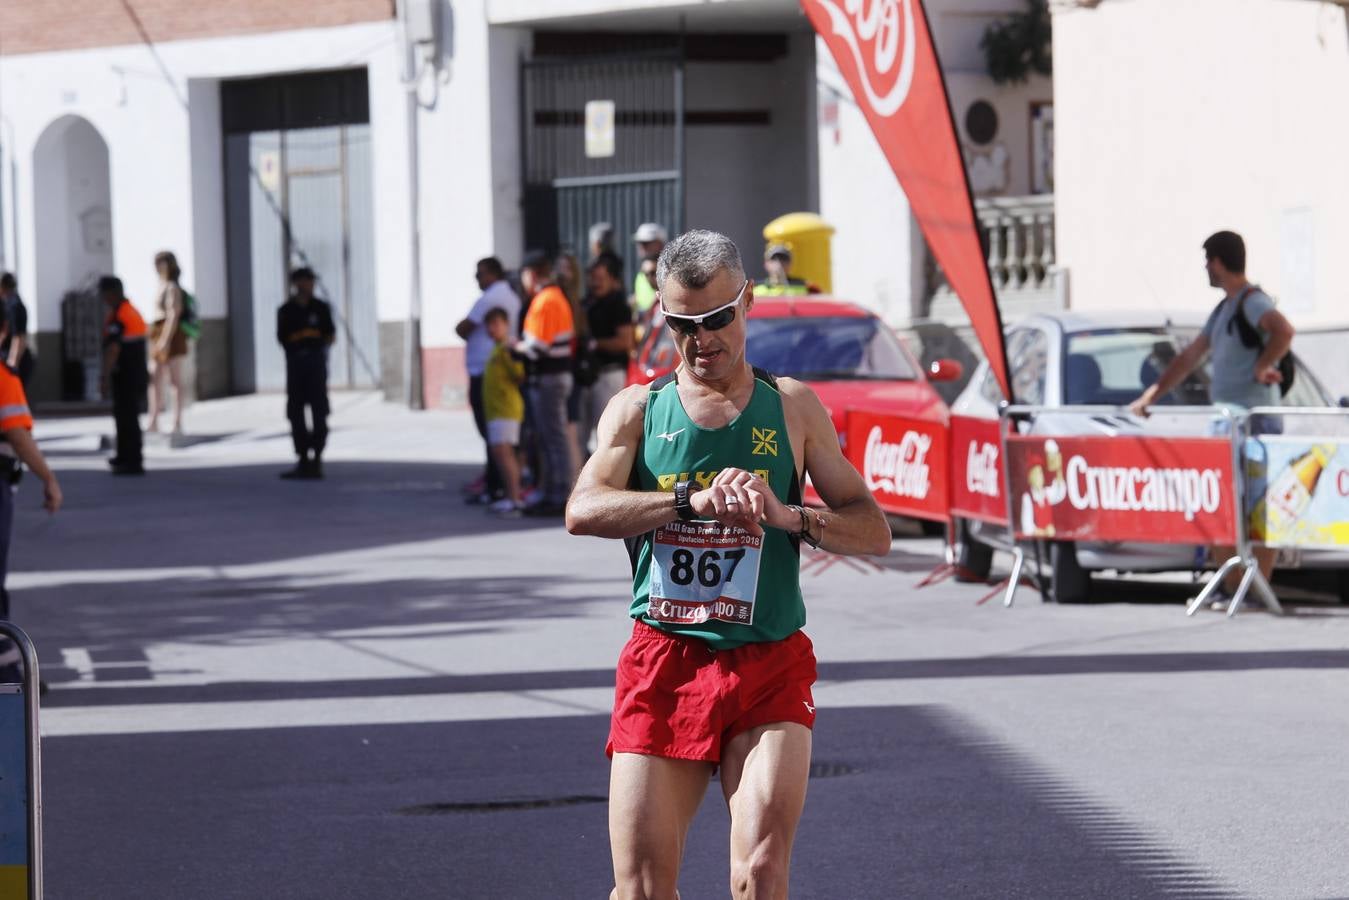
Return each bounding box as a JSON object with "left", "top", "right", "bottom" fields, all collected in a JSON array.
[
  {"left": 515, "top": 252, "right": 575, "bottom": 517},
  {"left": 0, "top": 302, "right": 62, "bottom": 683},
  {"left": 100, "top": 276, "right": 148, "bottom": 475}
]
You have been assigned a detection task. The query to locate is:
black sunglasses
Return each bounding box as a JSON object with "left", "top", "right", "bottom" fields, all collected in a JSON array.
[{"left": 661, "top": 281, "right": 748, "bottom": 337}]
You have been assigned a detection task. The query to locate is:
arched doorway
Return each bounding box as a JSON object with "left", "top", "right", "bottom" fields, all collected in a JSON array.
[{"left": 33, "top": 116, "right": 114, "bottom": 401}]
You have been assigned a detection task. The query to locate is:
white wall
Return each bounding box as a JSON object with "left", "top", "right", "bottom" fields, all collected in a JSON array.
[
  {"left": 0, "top": 20, "right": 420, "bottom": 342},
  {"left": 815, "top": 38, "right": 921, "bottom": 320},
  {"left": 1053, "top": 0, "right": 1349, "bottom": 327},
  {"left": 414, "top": 0, "right": 523, "bottom": 345}
]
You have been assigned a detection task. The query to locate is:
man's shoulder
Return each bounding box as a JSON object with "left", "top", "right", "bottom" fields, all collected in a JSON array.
[
  {"left": 483, "top": 281, "right": 521, "bottom": 307},
  {"left": 766, "top": 374, "right": 827, "bottom": 419}
]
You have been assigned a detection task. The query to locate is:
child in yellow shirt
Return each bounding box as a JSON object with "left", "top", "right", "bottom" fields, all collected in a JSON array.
[{"left": 482, "top": 307, "right": 526, "bottom": 515}]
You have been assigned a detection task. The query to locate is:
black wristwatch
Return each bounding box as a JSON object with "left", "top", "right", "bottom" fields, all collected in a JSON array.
[{"left": 673, "top": 480, "right": 696, "bottom": 521}]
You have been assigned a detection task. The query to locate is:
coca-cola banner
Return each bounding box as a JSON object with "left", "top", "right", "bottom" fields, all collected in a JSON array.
[
  {"left": 1005, "top": 435, "right": 1236, "bottom": 544},
  {"left": 845, "top": 410, "right": 948, "bottom": 522},
  {"left": 1247, "top": 437, "right": 1349, "bottom": 548},
  {"left": 949, "top": 415, "right": 1007, "bottom": 525},
  {"left": 802, "top": 0, "right": 1012, "bottom": 400}
]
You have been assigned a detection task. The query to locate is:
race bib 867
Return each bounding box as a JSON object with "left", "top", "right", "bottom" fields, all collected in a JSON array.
[{"left": 648, "top": 521, "right": 764, "bottom": 625}]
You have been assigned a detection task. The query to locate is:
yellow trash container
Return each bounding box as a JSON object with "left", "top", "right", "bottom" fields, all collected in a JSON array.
[{"left": 762, "top": 212, "right": 835, "bottom": 294}]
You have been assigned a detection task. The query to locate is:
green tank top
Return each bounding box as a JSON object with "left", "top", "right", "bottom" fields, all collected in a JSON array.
[{"left": 627, "top": 368, "right": 804, "bottom": 650}]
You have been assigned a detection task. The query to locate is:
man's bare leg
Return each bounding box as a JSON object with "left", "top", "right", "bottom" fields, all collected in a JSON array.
[
  {"left": 720, "top": 723, "right": 812, "bottom": 900},
  {"left": 609, "top": 752, "right": 712, "bottom": 900}
]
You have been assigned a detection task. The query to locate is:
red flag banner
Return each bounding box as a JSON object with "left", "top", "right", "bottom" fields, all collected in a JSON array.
[{"left": 803, "top": 0, "right": 1013, "bottom": 399}]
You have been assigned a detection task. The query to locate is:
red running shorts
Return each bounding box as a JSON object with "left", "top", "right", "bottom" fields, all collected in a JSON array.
[{"left": 606, "top": 620, "right": 818, "bottom": 763}]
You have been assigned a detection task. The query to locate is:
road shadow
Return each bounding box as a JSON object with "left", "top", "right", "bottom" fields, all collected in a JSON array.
[
  {"left": 43, "top": 645, "right": 1349, "bottom": 708},
  {"left": 41, "top": 705, "right": 1239, "bottom": 899},
  {"left": 11, "top": 461, "right": 563, "bottom": 575},
  {"left": 24, "top": 568, "right": 621, "bottom": 691}
]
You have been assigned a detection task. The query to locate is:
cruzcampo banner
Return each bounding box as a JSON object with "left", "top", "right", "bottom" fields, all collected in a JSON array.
[
  {"left": 802, "top": 0, "right": 1013, "bottom": 400},
  {"left": 1248, "top": 438, "right": 1349, "bottom": 548},
  {"left": 1005, "top": 435, "right": 1237, "bottom": 544},
  {"left": 0, "top": 687, "right": 28, "bottom": 899}
]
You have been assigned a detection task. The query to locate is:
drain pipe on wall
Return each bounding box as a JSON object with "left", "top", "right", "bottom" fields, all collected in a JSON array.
[{"left": 398, "top": 0, "right": 441, "bottom": 409}]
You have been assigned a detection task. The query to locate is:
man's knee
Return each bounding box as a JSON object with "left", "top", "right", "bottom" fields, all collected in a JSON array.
[
  {"left": 730, "top": 836, "right": 791, "bottom": 899},
  {"left": 613, "top": 859, "right": 681, "bottom": 900},
  {"left": 611, "top": 884, "right": 680, "bottom": 900}
]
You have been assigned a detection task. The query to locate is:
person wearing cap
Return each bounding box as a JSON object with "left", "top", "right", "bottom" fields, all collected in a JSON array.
[
  {"left": 755, "top": 244, "right": 812, "bottom": 297},
  {"left": 588, "top": 222, "right": 616, "bottom": 263},
  {"left": 0, "top": 302, "right": 61, "bottom": 683},
  {"left": 276, "top": 267, "right": 336, "bottom": 480},
  {"left": 630, "top": 223, "right": 667, "bottom": 315},
  {"left": 515, "top": 251, "right": 576, "bottom": 516},
  {"left": 100, "top": 276, "right": 149, "bottom": 475}
]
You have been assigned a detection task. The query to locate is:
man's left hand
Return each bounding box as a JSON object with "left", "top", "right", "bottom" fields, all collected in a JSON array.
[{"left": 1255, "top": 364, "right": 1283, "bottom": 385}]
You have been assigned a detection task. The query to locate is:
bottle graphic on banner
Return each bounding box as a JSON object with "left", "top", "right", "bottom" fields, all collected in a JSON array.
[{"left": 1259, "top": 443, "right": 1336, "bottom": 539}]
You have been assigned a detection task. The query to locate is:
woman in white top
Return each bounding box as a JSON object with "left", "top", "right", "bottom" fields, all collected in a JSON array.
[{"left": 148, "top": 251, "right": 189, "bottom": 435}]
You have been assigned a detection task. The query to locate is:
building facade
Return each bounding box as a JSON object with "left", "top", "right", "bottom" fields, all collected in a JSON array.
[
  {"left": 1052, "top": 0, "right": 1349, "bottom": 395},
  {"left": 0, "top": 0, "right": 1050, "bottom": 408}
]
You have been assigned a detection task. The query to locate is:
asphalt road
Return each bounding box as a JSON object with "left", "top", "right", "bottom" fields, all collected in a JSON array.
[{"left": 8, "top": 394, "right": 1349, "bottom": 899}]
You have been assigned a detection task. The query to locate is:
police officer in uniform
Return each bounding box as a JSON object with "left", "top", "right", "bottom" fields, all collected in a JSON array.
[
  {"left": 0, "top": 304, "right": 62, "bottom": 683},
  {"left": 100, "top": 276, "right": 148, "bottom": 475},
  {"left": 276, "top": 267, "right": 336, "bottom": 479},
  {"left": 754, "top": 244, "right": 815, "bottom": 297}
]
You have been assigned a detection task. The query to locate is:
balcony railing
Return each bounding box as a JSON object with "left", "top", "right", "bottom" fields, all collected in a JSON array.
[{"left": 925, "top": 194, "right": 1064, "bottom": 322}]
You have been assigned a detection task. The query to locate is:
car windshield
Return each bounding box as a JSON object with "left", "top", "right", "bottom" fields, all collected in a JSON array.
[
  {"left": 745, "top": 316, "right": 917, "bottom": 380},
  {"left": 1064, "top": 328, "right": 1210, "bottom": 406}
]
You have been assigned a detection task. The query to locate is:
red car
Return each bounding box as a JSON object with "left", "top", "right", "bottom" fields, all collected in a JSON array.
[{"left": 630, "top": 296, "right": 962, "bottom": 524}]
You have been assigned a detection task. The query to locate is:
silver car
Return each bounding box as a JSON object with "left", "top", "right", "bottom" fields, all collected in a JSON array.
[{"left": 950, "top": 310, "right": 1349, "bottom": 603}]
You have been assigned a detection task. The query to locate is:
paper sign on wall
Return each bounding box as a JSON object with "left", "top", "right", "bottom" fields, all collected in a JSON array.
[{"left": 585, "top": 100, "right": 616, "bottom": 159}]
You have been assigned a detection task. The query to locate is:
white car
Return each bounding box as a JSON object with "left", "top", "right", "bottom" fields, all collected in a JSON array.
[{"left": 951, "top": 310, "right": 1349, "bottom": 603}]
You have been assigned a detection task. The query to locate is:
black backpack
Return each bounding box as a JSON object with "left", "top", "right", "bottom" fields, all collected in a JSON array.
[{"left": 1228, "top": 287, "right": 1295, "bottom": 397}]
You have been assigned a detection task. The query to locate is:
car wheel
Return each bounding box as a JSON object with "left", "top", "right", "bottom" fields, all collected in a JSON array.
[
  {"left": 954, "top": 519, "right": 993, "bottom": 583},
  {"left": 1049, "top": 541, "right": 1091, "bottom": 604},
  {"left": 919, "top": 519, "right": 947, "bottom": 538}
]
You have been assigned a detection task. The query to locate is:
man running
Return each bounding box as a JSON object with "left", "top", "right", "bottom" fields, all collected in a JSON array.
[{"left": 566, "top": 229, "right": 890, "bottom": 899}]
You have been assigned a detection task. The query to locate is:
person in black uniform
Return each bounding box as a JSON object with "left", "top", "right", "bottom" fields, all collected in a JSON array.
[
  {"left": 100, "top": 276, "right": 149, "bottom": 476},
  {"left": 0, "top": 273, "right": 34, "bottom": 389},
  {"left": 276, "top": 267, "right": 335, "bottom": 480}
]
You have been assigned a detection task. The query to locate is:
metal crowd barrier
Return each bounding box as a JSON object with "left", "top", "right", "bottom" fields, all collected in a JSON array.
[
  {"left": 0, "top": 622, "right": 42, "bottom": 900},
  {"left": 995, "top": 404, "right": 1282, "bottom": 616}
]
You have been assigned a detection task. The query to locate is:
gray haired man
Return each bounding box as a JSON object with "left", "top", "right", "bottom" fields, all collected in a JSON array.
[{"left": 567, "top": 229, "right": 890, "bottom": 897}]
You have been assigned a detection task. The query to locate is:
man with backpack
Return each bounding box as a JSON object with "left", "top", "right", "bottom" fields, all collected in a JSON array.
[{"left": 1130, "top": 229, "right": 1296, "bottom": 602}]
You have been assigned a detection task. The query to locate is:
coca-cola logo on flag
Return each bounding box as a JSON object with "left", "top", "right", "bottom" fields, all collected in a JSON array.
[
  {"left": 864, "top": 426, "right": 931, "bottom": 499},
  {"left": 809, "top": 0, "right": 916, "bottom": 117}
]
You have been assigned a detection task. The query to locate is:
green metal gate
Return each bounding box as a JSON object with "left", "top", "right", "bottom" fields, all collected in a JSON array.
[{"left": 522, "top": 55, "right": 684, "bottom": 282}]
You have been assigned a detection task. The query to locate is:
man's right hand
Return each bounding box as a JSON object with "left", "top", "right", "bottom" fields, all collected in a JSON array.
[
  {"left": 1128, "top": 385, "right": 1157, "bottom": 418},
  {"left": 691, "top": 469, "right": 768, "bottom": 537}
]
